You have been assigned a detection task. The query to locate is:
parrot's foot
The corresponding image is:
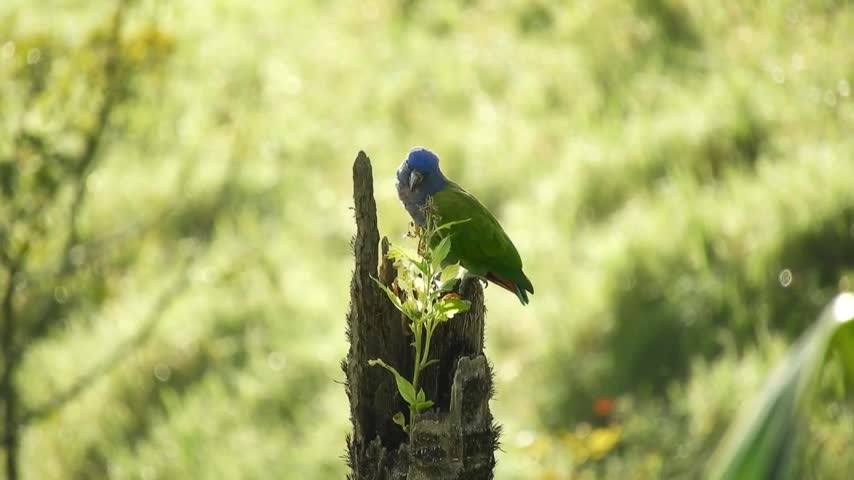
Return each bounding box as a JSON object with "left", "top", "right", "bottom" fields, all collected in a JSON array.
[
  {"left": 459, "top": 275, "right": 471, "bottom": 293},
  {"left": 458, "top": 274, "right": 486, "bottom": 295}
]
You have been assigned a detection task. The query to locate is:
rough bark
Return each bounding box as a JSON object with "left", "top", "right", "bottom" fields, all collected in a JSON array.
[{"left": 343, "top": 151, "right": 498, "bottom": 480}]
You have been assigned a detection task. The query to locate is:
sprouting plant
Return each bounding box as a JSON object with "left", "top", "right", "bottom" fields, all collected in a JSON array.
[{"left": 370, "top": 205, "right": 471, "bottom": 433}]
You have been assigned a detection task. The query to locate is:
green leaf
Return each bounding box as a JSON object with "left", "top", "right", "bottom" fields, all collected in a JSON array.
[
  {"left": 436, "top": 298, "right": 471, "bottom": 320},
  {"left": 371, "top": 277, "right": 403, "bottom": 312},
  {"left": 395, "top": 273, "right": 413, "bottom": 297},
  {"left": 397, "top": 379, "right": 417, "bottom": 406},
  {"left": 412, "top": 275, "right": 427, "bottom": 296},
  {"left": 435, "top": 218, "right": 471, "bottom": 232},
  {"left": 417, "top": 388, "right": 426, "bottom": 403},
  {"left": 440, "top": 278, "right": 459, "bottom": 293},
  {"left": 402, "top": 295, "right": 420, "bottom": 321},
  {"left": 707, "top": 293, "right": 854, "bottom": 480},
  {"left": 422, "top": 358, "right": 439, "bottom": 369},
  {"left": 431, "top": 235, "right": 452, "bottom": 271},
  {"left": 387, "top": 244, "right": 420, "bottom": 265},
  {"left": 392, "top": 412, "right": 407, "bottom": 431},
  {"left": 831, "top": 321, "right": 854, "bottom": 387},
  {"left": 439, "top": 264, "right": 462, "bottom": 290},
  {"left": 368, "top": 358, "right": 417, "bottom": 406},
  {"left": 415, "top": 400, "right": 434, "bottom": 413},
  {"left": 389, "top": 244, "right": 429, "bottom": 278}
]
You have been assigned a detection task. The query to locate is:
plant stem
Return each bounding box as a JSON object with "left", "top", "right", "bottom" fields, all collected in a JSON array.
[
  {"left": 421, "top": 320, "right": 435, "bottom": 369},
  {"left": 410, "top": 320, "right": 423, "bottom": 420},
  {"left": 410, "top": 209, "right": 439, "bottom": 422}
]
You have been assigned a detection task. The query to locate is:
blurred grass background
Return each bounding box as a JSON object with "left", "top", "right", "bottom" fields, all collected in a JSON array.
[{"left": 1, "top": 0, "right": 852, "bottom": 479}]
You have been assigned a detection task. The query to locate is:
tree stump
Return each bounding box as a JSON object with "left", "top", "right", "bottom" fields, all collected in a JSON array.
[{"left": 343, "top": 151, "right": 499, "bottom": 480}]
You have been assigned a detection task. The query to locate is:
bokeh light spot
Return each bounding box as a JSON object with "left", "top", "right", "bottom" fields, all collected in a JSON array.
[
  {"left": 53, "top": 286, "right": 69, "bottom": 303},
  {"left": 267, "top": 351, "right": 287, "bottom": 371},
  {"left": 833, "top": 293, "right": 854, "bottom": 323},
  {"left": 779, "top": 269, "right": 793, "bottom": 287},
  {"left": 1, "top": 41, "right": 14, "bottom": 59},
  {"left": 26, "top": 48, "right": 41, "bottom": 65},
  {"left": 153, "top": 364, "right": 172, "bottom": 382}
]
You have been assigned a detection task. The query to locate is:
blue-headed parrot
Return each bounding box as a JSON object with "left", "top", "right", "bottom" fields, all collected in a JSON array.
[{"left": 396, "top": 147, "right": 534, "bottom": 305}]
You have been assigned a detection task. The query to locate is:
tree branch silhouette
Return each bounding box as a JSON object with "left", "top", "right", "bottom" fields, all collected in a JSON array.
[
  {"left": 17, "top": 240, "right": 263, "bottom": 428},
  {"left": 20, "top": 8, "right": 126, "bottom": 351},
  {"left": 1, "top": 260, "right": 20, "bottom": 480},
  {"left": 21, "top": 261, "right": 191, "bottom": 425}
]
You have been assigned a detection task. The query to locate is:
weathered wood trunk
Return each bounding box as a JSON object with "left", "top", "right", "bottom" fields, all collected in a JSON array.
[{"left": 343, "top": 151, "right": 499, "bottom": 480}]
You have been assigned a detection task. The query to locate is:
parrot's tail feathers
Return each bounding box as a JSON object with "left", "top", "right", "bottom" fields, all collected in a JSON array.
[
  {"left": 514, "top": 286, "right": 530, "bottom": 305},
  {"left": 486, "top": 273, "right": 531, "bottom": 305},
  {"left": 519, "top": 272, "right": 534, "bottom": 295}
]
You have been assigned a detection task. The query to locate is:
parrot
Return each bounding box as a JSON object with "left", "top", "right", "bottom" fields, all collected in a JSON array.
[{"left": 395, "top": 147, "right": 534, "bottom": 305}]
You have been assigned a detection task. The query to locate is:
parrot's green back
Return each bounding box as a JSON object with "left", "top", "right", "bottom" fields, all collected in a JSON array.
[{"left": 431, "top": 181, "right": 534, "bottom": 303}]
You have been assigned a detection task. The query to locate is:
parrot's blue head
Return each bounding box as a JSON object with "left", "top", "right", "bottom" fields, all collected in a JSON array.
[
  {"left": 396, "top": 147, "right": 447, "bottom": 225},
  {"left": 406, "top": 147, "right": 440, "bottom": 174}
]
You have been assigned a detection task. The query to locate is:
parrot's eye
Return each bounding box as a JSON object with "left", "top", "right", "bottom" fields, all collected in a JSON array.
[{"left": 409, "top": 170, "right": 424, "bottom": 190}]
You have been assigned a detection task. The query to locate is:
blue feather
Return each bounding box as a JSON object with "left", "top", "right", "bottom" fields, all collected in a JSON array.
[{"left": 395, "top": 147, "right": 447, "bottom": 225}]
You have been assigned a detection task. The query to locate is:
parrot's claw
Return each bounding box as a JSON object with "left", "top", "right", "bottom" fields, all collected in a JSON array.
[
  {"left": 458, "top": 275, "right": 469, "bottom": 292},
  {"left": 459, "top": 275, "right": 476, "bottom": 294},
  {"left": 457, "top": 275, "right": 488, "bottom": 297}
]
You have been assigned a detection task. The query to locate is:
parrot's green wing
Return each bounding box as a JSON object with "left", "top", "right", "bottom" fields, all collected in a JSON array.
[{"left": 431, "top": 181, "right": 534, "bottom": 302}]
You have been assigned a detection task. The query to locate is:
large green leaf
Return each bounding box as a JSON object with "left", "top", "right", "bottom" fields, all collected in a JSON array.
[
  {"left": 439, "top": 263, "right": 462, "bottom": 291},
  {"left": 431, "top": 235, "right": 452, "bottom": 271},
  {"left": 435, "top": 297, "right": 471, "bottom": 321},
  {"left": 368, "top": 358, "right": 417, "bottom": 406},
  {"left": 707, "top": 293, "right": 854, "bottom": 480}
]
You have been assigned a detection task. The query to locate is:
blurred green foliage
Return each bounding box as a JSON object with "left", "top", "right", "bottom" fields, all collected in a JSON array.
[
  {"left": 708, "top": 294, "right": 854, "bottom": 480},
  {"left": 0, "top": 0, "right": 852, "bottom": 479}
]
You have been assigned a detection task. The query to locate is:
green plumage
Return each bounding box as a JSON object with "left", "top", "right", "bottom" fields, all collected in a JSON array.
[{"left": 431, "top": 181, "right": 534, "bottom": 303}]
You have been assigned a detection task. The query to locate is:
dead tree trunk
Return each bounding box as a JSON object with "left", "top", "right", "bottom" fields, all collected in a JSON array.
[{"left": 343, "top": 151, "right": 499, "bottom": 480}]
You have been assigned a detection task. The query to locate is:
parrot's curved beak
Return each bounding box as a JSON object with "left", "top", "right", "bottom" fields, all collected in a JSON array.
[{"left": 409, "top": 170, "right": 424, "bottom": 190}]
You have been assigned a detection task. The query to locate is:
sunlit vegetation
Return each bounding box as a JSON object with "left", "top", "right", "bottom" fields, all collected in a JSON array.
[{"left": 1, "top": 0, "right": 852, "bottom": 479}]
